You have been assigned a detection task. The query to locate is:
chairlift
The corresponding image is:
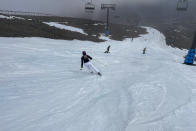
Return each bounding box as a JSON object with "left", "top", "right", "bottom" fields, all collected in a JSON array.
[
  {"left": 176, "top": 0, "right": 188, "bottom": 11},
  {"left": 85, "top": 0, "right": 95, "bottom": 13}
]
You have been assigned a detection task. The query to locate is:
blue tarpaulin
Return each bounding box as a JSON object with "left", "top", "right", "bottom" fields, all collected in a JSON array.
[{"left": 184, "top": 49, "right": 196, "bottom": 64}]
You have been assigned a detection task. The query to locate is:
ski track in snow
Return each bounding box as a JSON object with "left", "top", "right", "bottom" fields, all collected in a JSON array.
[{"left": 0, "top": 27, "right": 196, "bottom": 131}]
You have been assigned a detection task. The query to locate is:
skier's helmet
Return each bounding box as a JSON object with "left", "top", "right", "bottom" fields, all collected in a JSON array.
[{"left": 82, "top": 51, "right": 86, "bottom": 55}]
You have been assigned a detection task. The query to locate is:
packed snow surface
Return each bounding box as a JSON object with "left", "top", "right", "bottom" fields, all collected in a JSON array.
[
  {"left": 0, "top": 27, "right": 196, "bottom": 131},
  {"left": 44, "top": 22, "right": 88, "bottom": 35}
]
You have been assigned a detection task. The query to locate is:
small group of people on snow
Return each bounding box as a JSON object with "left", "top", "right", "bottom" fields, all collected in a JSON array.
[{"left": 81, "top": 45, "right": 147, "bottom": 76}]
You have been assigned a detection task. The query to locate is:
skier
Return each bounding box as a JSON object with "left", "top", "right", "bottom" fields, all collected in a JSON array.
[
  {"left": 104, "top": 45, "right": 111, "bottom": 53},
  {"left": 143, "top": 47, "right": 146, "bottom": 54},
  {"left": 80, "top": 51, "right": 102, "bottom": 76}
]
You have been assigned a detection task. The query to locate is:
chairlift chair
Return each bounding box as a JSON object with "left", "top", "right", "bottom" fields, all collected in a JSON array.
[
  {"left": 176, "top": 0, "right": 188, "bottom": 11},
  {"left": 85, "top": 1, "right": 95, "bottom": 13}
]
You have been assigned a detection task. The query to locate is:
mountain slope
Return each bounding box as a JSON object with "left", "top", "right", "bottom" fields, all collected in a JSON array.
[
  {"left": 0, "top": 14, "right": 146, "bottom": 42},
  {"left": 0, "top": 27, "right": 196, "bottom": 131}
]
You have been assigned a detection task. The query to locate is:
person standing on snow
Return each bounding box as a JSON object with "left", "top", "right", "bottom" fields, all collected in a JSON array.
[{"left": 80, "top": 51, "right": 102, "bottom": 76}]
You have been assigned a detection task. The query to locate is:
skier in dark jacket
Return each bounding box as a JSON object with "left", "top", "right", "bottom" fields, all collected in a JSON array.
[
  {"left": 104, "top": 45, "right": 111, "bottom": 53},
  {"left": 81, "top": 51, "right": 102, "bottom": 76},
  {"left": 143, "top": 47, "right": 146, "bottom": 54}
]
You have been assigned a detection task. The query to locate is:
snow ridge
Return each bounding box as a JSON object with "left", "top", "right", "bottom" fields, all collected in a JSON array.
[
  {"left": 0, "top": 15, "right": 25, "bottom": 20},
  {"left": 44, "top": 22, "right": 88, "bottom": 35}
]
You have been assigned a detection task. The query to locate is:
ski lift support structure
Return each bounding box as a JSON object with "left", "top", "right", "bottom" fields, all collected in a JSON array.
[{"left": 101, "top": 4, "right": 116, "bottom": 36}]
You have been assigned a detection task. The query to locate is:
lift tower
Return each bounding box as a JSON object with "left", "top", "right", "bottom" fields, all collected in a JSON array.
[{"left": 101, "top": 4, "right": 116, "bottom": 36}]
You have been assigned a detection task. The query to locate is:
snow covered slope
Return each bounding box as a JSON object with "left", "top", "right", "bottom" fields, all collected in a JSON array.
[
  {"left": 44, "top": 22, "right": 88, "bottom": 35},
  {"left": 0, "top": 14, "right": 25, "bottom": 20},
  {"left": 0, "top": 27, "right": 196, "bottom": 131}
]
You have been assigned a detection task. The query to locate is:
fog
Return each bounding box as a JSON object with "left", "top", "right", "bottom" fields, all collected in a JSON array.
[{"left": 0, "top": 0, "right": 195, "bottom": 24}]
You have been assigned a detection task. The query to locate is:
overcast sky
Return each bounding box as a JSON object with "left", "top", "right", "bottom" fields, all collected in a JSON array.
[
  {"left": 0, "top": 0, "right": 179, "bottom": 15},
  {"left": 0, "top": 0, "right": 195, "bottom": 23}
]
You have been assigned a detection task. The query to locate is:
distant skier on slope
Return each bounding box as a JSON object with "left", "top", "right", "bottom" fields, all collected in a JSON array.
[
  {"left": 104, "top": 45, "right": 111, "bottom": 53},
  {"left": 143, "top": 47, "right": 147, "bottom": 54},
  {"left": 80, "top": 51, "right": 102, "bottom": 76}
]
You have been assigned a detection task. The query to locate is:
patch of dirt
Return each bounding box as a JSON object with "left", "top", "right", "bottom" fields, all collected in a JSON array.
[{"left": 0, "top": 14, "right": 147, "bottom": 43}]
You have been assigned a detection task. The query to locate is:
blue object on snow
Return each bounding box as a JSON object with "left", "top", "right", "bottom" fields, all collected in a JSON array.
[
  {"left": 105, "top": 30, "right": 110, "bottom": 36},
  {"left": 184, "top": 49, "right": 196, "bottom": 64}
]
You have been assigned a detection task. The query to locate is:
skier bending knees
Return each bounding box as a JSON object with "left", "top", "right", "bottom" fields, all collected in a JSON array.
[{"left": 80, "top": 51, "right": 102, "bottom": 76}]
